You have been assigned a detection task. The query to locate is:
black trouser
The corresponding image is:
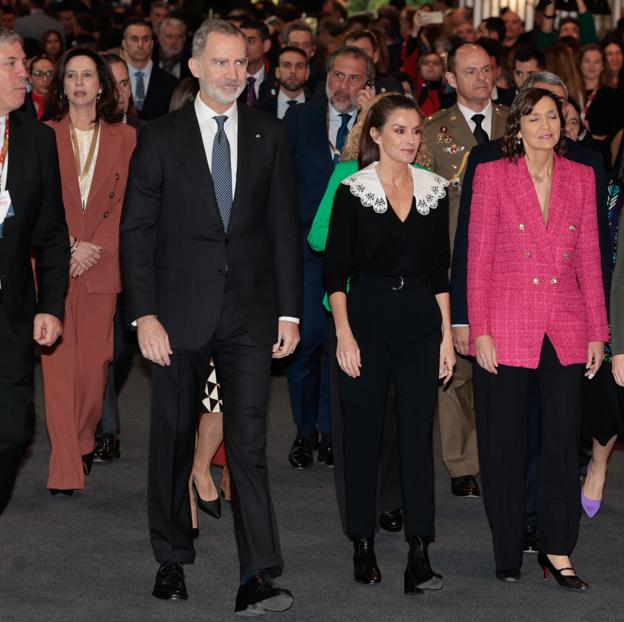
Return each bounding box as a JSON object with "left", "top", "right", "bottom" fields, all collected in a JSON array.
[
  {"left": 149, "top": 282, "right": 282, "bottom": 579},
  {"left": 0, "top": 301, "right": 35, "bottom": 514},
  {"left": 474, "top": 337, "right": 583, "bottom": 571},
  {"left": 338, "top": 274, "right": 440, "bottom": 538}
]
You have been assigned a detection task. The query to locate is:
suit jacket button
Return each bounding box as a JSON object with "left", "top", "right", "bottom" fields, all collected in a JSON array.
[
  {"left": 550, "top": 278, "right": 557, "bottom": 285},
  {"left": 569, "top": 225, "right": 576, "bottom": 231},
  {"left": 218, "top": 269, "right": 224, "bottom": 276},
  {"left": 563, "top": 252, "right": 569, "bottom": 260},
  {"left": 519, "top": 224, "right": 525, "bottom": 231},
  {"left": 524, "top": 251, "right": 531, "bottom": 258},
  {"left": 109, "top": 192, "right": 115, "bottom": 199},
  {"left": 103, "top": 211, "right": 109, "bottom": 218},
  {"left": 533, "top": 278, "right": 539, "bottom": 285},
  {"left": 114, "top": 173, "right": 120, "bottom": 180}
]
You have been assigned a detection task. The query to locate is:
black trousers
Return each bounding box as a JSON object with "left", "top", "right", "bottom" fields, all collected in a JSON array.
[
  {"left": 474, "top": 337, "right": 583, "bottom": 571},
  {"left": 0, "top": 301, "right": 35, "bottom": 514},
  {"left": 149, "top": 282, "right": 282, "bottom": 579},
  {"left": 338, "top": 275, "right": 440, "bottom": 538}
]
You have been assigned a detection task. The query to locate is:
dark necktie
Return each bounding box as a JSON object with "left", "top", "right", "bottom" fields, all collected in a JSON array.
[
  {"left": 335, "top": 113, "right": 351, "bottom": 153},
  {"left": 246, "top": 76, "right": 257, "bottom": 106},
  {"left": 471, "top": 113, "right": 488, "bottom": 145},
  {"left": 135, "top": 70, "right": 145, "bottom": 111},
  {"left": 287, "top": 100, "right": 298, "bottom": 108},
  {"left": 211, "top": 116, "right": 232, "bottom": 232}
]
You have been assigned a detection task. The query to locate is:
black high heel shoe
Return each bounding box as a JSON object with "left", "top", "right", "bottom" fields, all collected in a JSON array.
[
  {"left": 49, "top": 489, "right": 74, "bottom": 496},
  {"left": 191, "top": 527, "right": 199, "bottom": 540},
  {"left": 537, "top": 552, "right": 588, "bottom": 591},
  {"left": 192, "top": 478, "right": 221, "bottom": 519},
  {"left": 82, "top": 451, "right": 95, "bottom": 475}
]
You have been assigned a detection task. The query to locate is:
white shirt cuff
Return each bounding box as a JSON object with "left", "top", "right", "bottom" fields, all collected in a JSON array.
[
  {"left": 451, "top": 324, "right": 469, "bottom": 328},
  {"left": 279, "top": 316, "right": 300, "bottom": 324}
]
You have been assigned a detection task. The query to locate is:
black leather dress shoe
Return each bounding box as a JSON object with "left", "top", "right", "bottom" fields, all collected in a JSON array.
[
  {"left": 93, "top": 436, "right": 115, "bottom": 463},
  {"left": 379, "top": 508, "right": 403, "bottom": 532},
  {"left": 352, "top": 536, "right": 382, "bottom": 584},
  {"left": 235, "top": 573, "right": 294, "bottom": 616},
  {"left": 317, "top": 445, "right": 334, "bottom": 467},
  {"left": 451, "top": 475, "right": 481, "bottom": 498},
  {"left": 49, "top": 489, "right": 74, "bottom": 496},
  {"left": 523, "top": 526, "right": 540, "bottom": 553},
  {"left": 288, "top": 436, "right": 313, "bottom": 469},
  {"left": 152, "top": 562, "right": 188, "bottom": 600},
  {"left": 496, "top": 568, "right": 521, "bottom": 582}
]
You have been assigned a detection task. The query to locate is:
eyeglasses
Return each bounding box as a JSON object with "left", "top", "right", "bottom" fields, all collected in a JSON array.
[
  {"left": 32, "top": 70, "right": 54, "bottom": 78},
  {"left": 65, "top": 70, "right": 97, "bottom": 81}
]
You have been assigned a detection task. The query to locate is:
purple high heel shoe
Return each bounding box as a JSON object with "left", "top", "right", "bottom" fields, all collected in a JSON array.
[{"left": 581, "top": 461, "right": 602, "bottom": 519}]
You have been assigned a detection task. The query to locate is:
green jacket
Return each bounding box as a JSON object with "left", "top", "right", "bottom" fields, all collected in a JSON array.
[
  {"left": 536, "top": 12, "right": 598, "bottom": 49},
  {"left": 308, "top": 160, "right": 429, "bottom": 310}
]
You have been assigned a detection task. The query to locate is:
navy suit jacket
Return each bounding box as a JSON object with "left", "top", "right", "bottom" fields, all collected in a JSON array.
[
  {"left": 450, "top": 137, "right": 610, "bottom": 325},
  {"left": 284, "top": 94, "right": 335, "bottom": 239}
]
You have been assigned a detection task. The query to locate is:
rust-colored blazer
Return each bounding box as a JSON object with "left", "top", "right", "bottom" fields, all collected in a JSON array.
[{"left": 46, "top": 117, "right": 136, "bottom": 294}]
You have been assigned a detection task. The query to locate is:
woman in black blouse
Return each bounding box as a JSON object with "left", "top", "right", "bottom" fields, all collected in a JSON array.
[{"left": 324, "top": 94, "right": 455, "bottom": 593}]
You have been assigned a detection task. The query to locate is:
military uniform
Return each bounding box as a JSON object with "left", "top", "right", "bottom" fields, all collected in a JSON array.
[{"left": 423, "top": 102, "right": 508, "bottom": 481}]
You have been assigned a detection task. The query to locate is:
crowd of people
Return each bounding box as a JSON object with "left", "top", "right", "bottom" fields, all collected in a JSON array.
[{"left": 1, "top": 0, "right": 624, "bottom": 617}]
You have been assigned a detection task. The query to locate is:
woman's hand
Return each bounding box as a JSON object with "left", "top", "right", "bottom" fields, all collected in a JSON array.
[
  {"left": 612, "top": 354, "right": 624, "bottom": 386},
  {"left": 475, "top": 335, "right": 498, "bottom": 374},
  {"left": 439, "top": 337, "right": 456, "bottom": 384},
  {"left": 585, "top": 341, "right": 604, "bottom": 379},
  {"left": 71, "top": 241, "right": 102, "bottom": 274},
  {"left": 336, "top": 331, "right": 361, "bottom": 378}
]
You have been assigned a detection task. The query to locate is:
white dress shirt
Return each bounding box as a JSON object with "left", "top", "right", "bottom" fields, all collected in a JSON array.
[
  {"left": 193, "top": 95, "right": 298, "bottom": 324},
  {"left": 127, "top": 60, "right": 154, "bottom": 103},
  {"left": 328, "top": 103, "right": 356, "bottom": 157},
  {"left": 247, "top": 65, "right": 265, "bottom": 98},
  {"left": 457, "top": 100, "right": 493, "bottom": 139},
  {"left": 277, "top": 89, "right": 305, "bottom": 120},
  {"left": 0, "top": 115, "right": 8, "bottom": 193}
]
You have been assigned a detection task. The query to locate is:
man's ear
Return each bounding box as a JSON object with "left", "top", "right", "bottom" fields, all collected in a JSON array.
[
  {"left": 445, "top": 71, "right": 457, "bottom": 90},
  {"left": 188, "top": 57, "right": 200, "bottom": 79}
]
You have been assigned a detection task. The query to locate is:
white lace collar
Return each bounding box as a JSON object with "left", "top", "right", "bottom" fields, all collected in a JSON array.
[{"left": 341, "top": 162, "right": 448, "bottom": 216}]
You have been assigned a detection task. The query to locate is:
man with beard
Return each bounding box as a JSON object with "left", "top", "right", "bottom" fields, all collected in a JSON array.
[
  {"left": 121, "top": 19, "right": 301, "bottom": 615},
  {"left": 157, "top": 18, "right": 190, "bottom": 80},
  {"left": 282, "top": 47, "right": 372, "bottom": 472},
  {"left": 256, "top": 46, "right": 310, "bottom": 119}
]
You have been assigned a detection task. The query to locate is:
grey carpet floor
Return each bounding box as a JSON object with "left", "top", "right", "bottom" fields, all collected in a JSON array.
[{"left": 0, "top": 354, "right": 622, "bottom": 622}]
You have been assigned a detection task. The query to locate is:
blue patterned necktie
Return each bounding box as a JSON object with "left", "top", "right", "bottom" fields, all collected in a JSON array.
[
  {"left": 334, "top": 113, "right": 351, "bottom": 164},
  {"left": 211, "top": 115, "right": 232, "bottom": 232},
  {"left": 135, "top": 70, "right": 145, "bottom": 111}
]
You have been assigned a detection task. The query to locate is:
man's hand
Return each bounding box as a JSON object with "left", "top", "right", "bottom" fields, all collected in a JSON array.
[
  {"left": 33, "top": 313, "right": 63, "bottom": 346},
  {"left": 356, "top": 86, "right": 375, "bottom": 111},
  {"left": 71, "top": 241, "right": 102, "bottom": 274},
  {"left": 272, "top": 320, "right": 300, "bottom": 359},
  {"left": 452, "top": 326, "right": 470, "bottom": 356},
  {"left": 137, "top": 315, "right": 173, "bottom": 366}
]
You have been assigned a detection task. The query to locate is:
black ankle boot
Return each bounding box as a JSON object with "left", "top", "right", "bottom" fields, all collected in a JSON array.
[
  {"left": 404, "top": 535, "right": 443, "bottom": 594},
  {"left": 352, "top": 536, "right": 381, "bottom": 584}
]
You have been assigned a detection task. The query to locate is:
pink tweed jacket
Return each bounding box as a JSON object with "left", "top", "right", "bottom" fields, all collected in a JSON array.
[{"left": 467, "top": 155, "right": 608, "bottom": 368}]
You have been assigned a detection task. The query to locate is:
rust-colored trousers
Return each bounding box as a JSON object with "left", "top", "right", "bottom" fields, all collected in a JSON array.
[{"left": 41, "top": 277, "right": 116, "bottom": 490}]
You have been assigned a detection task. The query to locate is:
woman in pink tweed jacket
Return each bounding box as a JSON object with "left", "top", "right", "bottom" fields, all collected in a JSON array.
[{"left": 467, "top": 88, "right": 608, "bottom": 590}]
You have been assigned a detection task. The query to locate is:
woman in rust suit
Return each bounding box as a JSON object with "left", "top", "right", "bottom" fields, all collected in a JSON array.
[{"left": 41, "top": 47, "right": 136, "bottom": 494}]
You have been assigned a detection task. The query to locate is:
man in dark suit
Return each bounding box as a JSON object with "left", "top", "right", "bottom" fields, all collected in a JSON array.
[
  {"left": 239, "top": 18, "right": 272, "bottom": 107},
  {"left": 120, "top": 19, "right": 301, "bottom": 615},
  {"left": 157, "top": 17, "right": 191, "bottom": 80},
  {"left": 449, "top": 71, "right": 610, "bottom": 553},
  {"left": 0, "top": 28, "right": 68, "bottom": 513},
  {"left": 256, "top": 46, "right": 310, "bottom": 119},
  {"left": 122, "top": 19, "right": 178, "bottom": 121}
]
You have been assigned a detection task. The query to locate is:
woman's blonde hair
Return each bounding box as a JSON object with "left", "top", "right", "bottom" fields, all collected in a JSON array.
[{"left": 340, "top": 91, "right": 431, "bottom": 166}]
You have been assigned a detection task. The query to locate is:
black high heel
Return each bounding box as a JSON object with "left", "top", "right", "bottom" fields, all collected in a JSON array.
[
  {"left": 191, "top": 527, "right": 199, "bottom": 540},
  {"left": 537, "top": 553, "right": 588, "bottom": 591},
  {"left": 192, "top": 478, "right": 221, "bottom": 519},
  {"left": 82, "top": 451, "right": 95, "bottom": 475},
  {"left": 49, "top": 489, "right": 74, "bottom": 496}
]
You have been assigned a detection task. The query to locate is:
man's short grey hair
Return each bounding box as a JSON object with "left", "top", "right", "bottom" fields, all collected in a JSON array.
[
  {"left": 283, "top": 21, "right": 314, "bottom": 45},
  {"left": 192, "top": 18, "right": 245, "bottom": 59},
  {"left": 160, "top": 18, "right": 187, "bottom": 34},
  {"left": 521, "top": 71, "right": 568, "bottom": 97},
  {"left": 0, "top": 27, "right": 23, "bottom": 48},
  {"left": 327, "top": 45, "right": 375, "bottom": 83}
]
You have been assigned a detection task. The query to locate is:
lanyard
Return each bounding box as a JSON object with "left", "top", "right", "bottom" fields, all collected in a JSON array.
[
  {"left": 0, "top": 118, "right": 9, "bottom": 192},
  {"left": 581, "top": 89, "right": 597, "bottom": 121},
  {"left": 70, "top": 120, "right": 100, "bottom": 212}
]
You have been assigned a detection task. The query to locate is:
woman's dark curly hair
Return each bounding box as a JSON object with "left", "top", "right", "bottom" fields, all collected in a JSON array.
[
  {"left": 47, "top": 47, "right": 123, "bottom": 124},
  {"left": 502, "top": 87, "right": 567, "bottom": 161}
]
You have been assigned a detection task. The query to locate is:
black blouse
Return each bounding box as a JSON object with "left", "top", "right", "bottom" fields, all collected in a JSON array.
[{"left": 324, "top": 182, "right": 450, "bottom": 296}]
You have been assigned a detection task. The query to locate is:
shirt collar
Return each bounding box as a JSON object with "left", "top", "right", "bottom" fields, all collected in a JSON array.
[
  {"left": 194, "top": 93, "right": 238, "bottom": 127},
  {"left": 249, "top": 64, "right": 265, "bottom": 83},
  {"left": 128, "top": 60, "right": 153, "bottom": 76},
  {"left": 329, "top": 102, "right": 355, "bottom": 122},
  {"left": 457, "top": 100, "right": 492, "bottom": 125},
  {"left": 277, "top": 89, "right": 305, "bottom": 105}
]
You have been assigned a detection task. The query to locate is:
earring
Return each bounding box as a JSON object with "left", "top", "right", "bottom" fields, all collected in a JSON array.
[
  {"left": 96, "top": 92, "right": 101, "bottom": 101},
  {"left": 516, "top": 136, "right": 522, "bottom": 144}
]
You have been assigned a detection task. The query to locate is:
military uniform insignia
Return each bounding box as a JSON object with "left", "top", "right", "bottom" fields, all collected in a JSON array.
[{"left": 444, "top": 144, "right": 465, "bottom": 154}]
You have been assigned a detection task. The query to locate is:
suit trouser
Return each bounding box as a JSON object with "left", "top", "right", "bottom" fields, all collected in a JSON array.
[
  {"left": 0, "top": 301, "right": 34, "bottom": 514},
  {"left": 149, "top": 282, "right": 282, "bottom": 579},
  {"left": 474, "top": 337, "right": 583, "bottom": 571},
  {"left": 437, "top": 354, "right": 479, "bottom": 478},
  {"left": 286, "top": 256, "right": 330, "bottom": 440},
  {"left": 338, "top": 276, "right": 440, "bottom": 538},
  {"left": 41, "top": 278, "right": 116, "bottom": 490}
]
